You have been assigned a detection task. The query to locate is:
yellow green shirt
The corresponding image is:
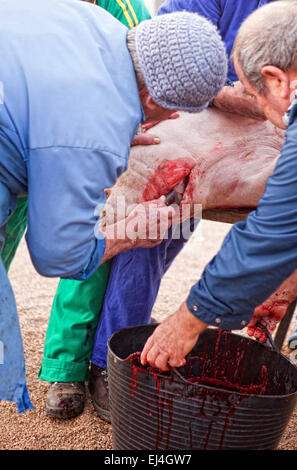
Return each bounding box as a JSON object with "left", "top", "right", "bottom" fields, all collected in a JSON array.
[{"left": 96, "top": 0, "right": 151, "bottom": 28}]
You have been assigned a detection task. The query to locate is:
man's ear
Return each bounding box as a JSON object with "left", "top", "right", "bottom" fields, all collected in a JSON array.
[
  {"left": 261, "top": 65, "right": 291, "bottom": 99},
  {"left": 144, "top": 94, "right": 159, "bottom": 111}
]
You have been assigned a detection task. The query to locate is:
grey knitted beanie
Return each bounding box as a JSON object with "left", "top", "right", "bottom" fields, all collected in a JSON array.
[{"left": 135, "top": 12, "right": 228, "bottom": 112}]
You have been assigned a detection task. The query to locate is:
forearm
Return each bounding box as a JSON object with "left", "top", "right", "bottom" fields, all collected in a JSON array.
[
  {"left": 213, "top": 83, "right": 266, "bottom": 120},
  {"left": 177, "top": 301, "right": 209, "bottom": 336},
  {"left": 264, "top": 269, "right": 297, "bottom": 305},
  {"left": 186, "top": 220, "right": 297, "bottom": 331},
  {"left": 100, "top": 219, "right": 137, "bottom": 264}
]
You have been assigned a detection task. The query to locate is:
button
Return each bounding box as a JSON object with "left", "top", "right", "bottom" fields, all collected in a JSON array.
[
  {"left": 241, "top": 320, "right": 247, "bottom": 326},
  {"left": 192, "top": 305, "right": 198, "bottom": 312},
  {"left": 215, "top": 318, "right": 221, "bottom": 324}
]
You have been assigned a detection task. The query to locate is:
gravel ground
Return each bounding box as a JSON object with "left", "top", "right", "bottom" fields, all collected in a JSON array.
[{"left": 0, "top": 220, "right": 296, "bottom": 450}]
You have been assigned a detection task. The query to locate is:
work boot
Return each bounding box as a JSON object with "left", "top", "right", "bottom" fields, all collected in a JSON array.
[
  {"left": 46, "top": 382, "right": 85, "bottom": 419},
  {"left": 88, "top": 364, "right": 111, "bottom": 423}
]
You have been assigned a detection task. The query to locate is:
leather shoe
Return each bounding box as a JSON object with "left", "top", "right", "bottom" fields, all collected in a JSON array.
[
  {"left": 46, "top": 382, "right": 85, "bottom": 419},
  {"left": 88, "top": 364, "right": 110, "bottom": 423}
]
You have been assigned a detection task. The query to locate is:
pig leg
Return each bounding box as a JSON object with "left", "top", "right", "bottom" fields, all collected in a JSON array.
[{"left": 91, "top": 219, "right": 197, "bottom": 368}]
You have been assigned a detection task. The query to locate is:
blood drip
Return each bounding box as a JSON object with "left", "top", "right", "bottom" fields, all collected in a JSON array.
[{"left": 127, "top": 351, "right": 173, "bottom": 449}]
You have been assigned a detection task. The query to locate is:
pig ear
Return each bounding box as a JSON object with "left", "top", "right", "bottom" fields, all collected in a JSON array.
[{"left": 104, "top": 188, "right": 112, "bottom": 199}]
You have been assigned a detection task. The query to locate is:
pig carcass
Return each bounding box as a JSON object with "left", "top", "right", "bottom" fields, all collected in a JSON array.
[
  {"left": 102, "top": 107, "right": 297, "bottom": 331},
  {"left": 102, "top": 108, "right": 284, "bottom": 224}
]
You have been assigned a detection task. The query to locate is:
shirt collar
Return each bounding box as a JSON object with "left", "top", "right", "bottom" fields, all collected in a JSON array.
[{"left": 282, "top": 92, "right": 297, "bottom": 128}]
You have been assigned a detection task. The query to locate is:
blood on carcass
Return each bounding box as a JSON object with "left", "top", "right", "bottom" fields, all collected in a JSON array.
[{"left": 142, "top": 158, "right": 195, "bottom": 201}]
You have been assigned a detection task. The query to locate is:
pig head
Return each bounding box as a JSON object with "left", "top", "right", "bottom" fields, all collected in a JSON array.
[{"left": 101, "top": 108, "right": 284, "bottom": 226}]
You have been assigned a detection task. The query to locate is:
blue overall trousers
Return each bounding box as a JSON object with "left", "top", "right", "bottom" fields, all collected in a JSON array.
[{"left": 0, "top": 182, "right": 33, "bottom": 412}]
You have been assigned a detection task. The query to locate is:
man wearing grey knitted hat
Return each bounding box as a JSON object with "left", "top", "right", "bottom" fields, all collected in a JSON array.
[
  {"left": 0, "top": 0, "right": 227, "bottom": 414},
  {"left": 85, "top": 10, "right": 227, "bottom": 421},
  {"left": 128, "top": 11, "right": 228, "bottom": 114}
]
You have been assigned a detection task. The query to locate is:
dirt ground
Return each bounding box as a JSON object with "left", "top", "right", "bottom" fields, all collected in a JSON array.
[{"left": 0, "top": 220, "right": 296, "bottom": 450}]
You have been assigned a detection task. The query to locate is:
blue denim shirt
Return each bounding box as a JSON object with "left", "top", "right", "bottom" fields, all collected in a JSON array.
[
  {"left": 0, "top": 0, "right": 144, "bottom": 280},
  {"left": 186, "top": 100, "right": 297, "bottom": 330},
  {"left": 158, "top": 0, "right": 273, "bottom": 82},
  {"left": 160, "top": 0, "right": 297, "bottom": 329}
]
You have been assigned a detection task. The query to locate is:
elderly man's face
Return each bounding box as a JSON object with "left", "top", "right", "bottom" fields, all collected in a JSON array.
[{"left": 234, "top": 57, "right": 292, "bottom": 130}]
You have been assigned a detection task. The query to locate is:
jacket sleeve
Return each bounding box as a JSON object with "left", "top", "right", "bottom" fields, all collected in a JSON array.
[
  {"left": 186, "top": 111, "right": 297, "bottom": 330},
  {"left": 158, "top": 0, "right": 221, "bottom": 25},
  {"left": 26, "top": 146, "right": 127, "bottom": 280}
]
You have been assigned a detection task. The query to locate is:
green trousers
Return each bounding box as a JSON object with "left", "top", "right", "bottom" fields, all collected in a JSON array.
[
  {"left": 2, "top": 196, "right": 28, "bottom": 271},
  {"left": 2, "top": 196, "right": 111, "bottom": 382},
  {"left": 38, "top": 261, "right": 111, "bottom": 382}
]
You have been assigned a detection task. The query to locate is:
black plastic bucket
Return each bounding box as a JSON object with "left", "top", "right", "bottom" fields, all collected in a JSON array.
[{"left": 108, "top": 325, "right": 297, "bottom": 450}]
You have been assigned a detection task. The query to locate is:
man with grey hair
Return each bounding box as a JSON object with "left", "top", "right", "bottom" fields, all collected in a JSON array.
[
  {"left": 233, "top": 0, "right": 297, "bottom": 350},
  {"left": 141, "top": 0, "right": 297, "bottom": 371},
  {"left": 232, "top": 0, "right": 297, "bottom": 109},
  {"left": 0, "top": 0, "right": 228, "bottom": 412}
]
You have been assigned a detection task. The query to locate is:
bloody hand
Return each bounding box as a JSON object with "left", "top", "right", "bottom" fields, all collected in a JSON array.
[
  {"left": 247, "top": 300, "right": 290, "bottom": 342},
  {"left": 247, "top": 269, "right": 297, "bottom": 342}
]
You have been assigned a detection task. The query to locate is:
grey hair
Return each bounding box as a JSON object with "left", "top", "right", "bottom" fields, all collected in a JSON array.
[
  {"left": 127, "top": 27, "right": 145, "bottom": 87},
  {"left": 232, "top": 0, "right": 297, "bottom": 94}
]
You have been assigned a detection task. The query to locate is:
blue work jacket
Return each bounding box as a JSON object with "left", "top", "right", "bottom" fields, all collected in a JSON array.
[
  {"left": 187, "top": 99, "right": 297, "bottom": 329},
  {"left": 0, "top": 0, "right": 144, "bottom": 280},
  {"left": 158, "top": 0, "right": 296, "bottom": 329}
]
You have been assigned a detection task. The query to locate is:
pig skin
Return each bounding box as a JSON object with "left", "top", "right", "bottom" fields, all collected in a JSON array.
[
  {"left": 102, "top": 107, "right": 284, "bottom": 225},
  {"left": 102, "top": 107, "right": 297, "bottom": 332}
]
